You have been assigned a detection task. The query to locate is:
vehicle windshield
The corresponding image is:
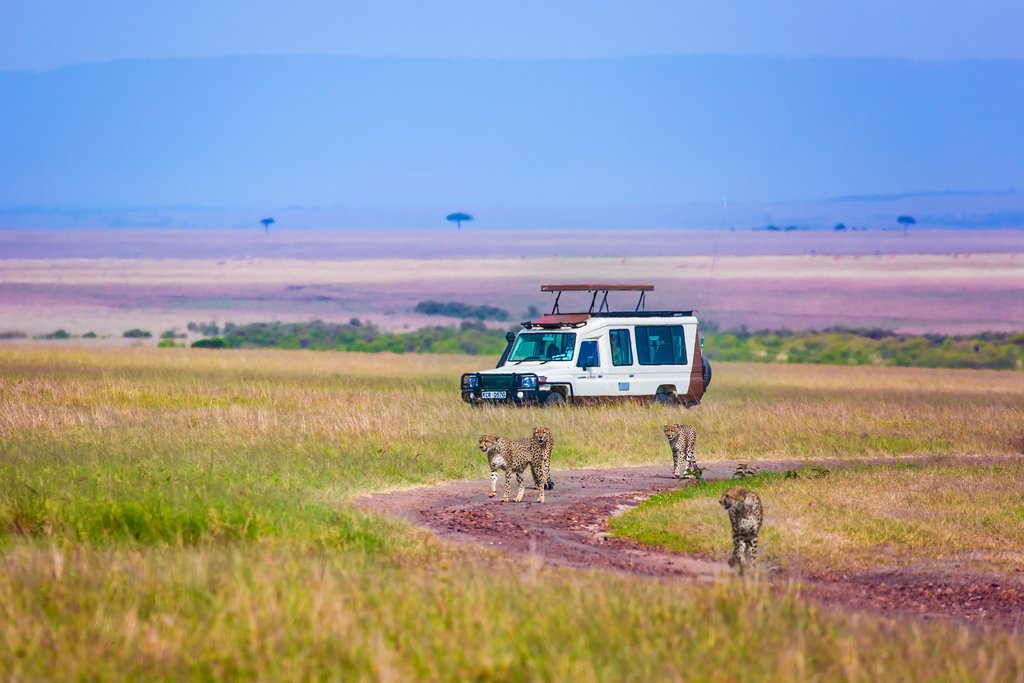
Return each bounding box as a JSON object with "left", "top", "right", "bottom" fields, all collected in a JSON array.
[{"left": 507, "top": 332, "right": 576, "bottom": 363}]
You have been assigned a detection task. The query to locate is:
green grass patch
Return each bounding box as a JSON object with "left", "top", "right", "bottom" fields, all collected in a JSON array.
[
  {"left": 612, "top": 460, "right": 1024, "bottom": 574},
  {"left": 610, "top": 470, "right": 788, "bottom": 555}
]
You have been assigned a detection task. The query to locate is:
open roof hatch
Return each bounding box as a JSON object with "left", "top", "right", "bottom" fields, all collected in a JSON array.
[
  {"left": 541, "top": 283, "right": 654, "bottom": 315},
  {"left": 524, "top": 284, "right": 694, "bottom": 329}
]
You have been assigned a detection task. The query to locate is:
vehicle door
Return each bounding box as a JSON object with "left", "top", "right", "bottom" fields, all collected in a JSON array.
[
  {"left": 571, "top": 337, "right": 608, "bottom": 397},
  {"left": 606, "top": 327, "right": 639, "bottom": 397}
]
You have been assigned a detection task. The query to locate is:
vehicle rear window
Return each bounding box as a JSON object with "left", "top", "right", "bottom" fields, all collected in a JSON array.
[
  {"left": 635, "top": 325, "right": 687, "bottom": 365},
  {"left": 609, "top": 329, "right": 633, "bottom": 366}
]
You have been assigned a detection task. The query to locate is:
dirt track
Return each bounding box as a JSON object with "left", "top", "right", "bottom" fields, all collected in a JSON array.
[{"left": 358, "top": 458, "right": 1024, "bottom": 630}]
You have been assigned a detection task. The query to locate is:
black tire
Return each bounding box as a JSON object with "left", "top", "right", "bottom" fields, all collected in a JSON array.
[
  {"left": 654, "top": 391, "right": 676, "bottom": 405},
  {"left": 544, "top": 391, "right": 566, "bottom": 407},
  {"left": 702, "top": 357, "right": 713, "bottom": 390}
]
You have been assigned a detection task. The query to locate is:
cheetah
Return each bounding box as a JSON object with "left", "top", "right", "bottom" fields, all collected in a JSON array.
[
  {"left": 719, "top": 487, "right": 763, "bottom": 577},
  {"left": 478, "top": 431, "right": 550, "bottom": 503},
  {"left": 530, "top": 427, "right": 554, "bottom": 495},
  {"left": 663, "top": 423, "right": 698, "bottom": 479}
]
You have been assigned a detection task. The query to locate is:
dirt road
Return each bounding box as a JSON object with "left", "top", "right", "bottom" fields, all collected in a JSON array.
[{"left": 358, "top": 458, "right": 1024, "bottom": 629}]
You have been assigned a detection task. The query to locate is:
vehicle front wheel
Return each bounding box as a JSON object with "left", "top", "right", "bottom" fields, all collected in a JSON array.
[{"left": 544, "top": 391, "right": 566, "bottom": 407}]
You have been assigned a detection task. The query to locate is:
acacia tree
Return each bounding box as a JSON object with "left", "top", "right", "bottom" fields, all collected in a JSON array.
[
  {"left": 897, "top": 215, "right": 916, "bottom": 236},
  {"left": 260, "top": 217, "right": 275, "bottom": 234},
  {"left": 446, "top": 212, "right": 473, "bottom": 230}
]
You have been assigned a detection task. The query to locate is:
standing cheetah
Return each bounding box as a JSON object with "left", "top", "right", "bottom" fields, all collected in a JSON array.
[
  {"left": 530, "top": 427, "right": 554, "bottom": 495},
  {"left": 663, "top": 423, "right": 698, "bottom": 479},
  {"left": 719, "top": 487, "right": 763, "bottom": 576},
  {"left": 478, "top": 432, "right": 549, "bottom": 503}
]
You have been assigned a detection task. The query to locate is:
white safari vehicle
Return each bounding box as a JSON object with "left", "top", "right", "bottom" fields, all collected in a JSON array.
[{"left": 461, "top": 284, "right": 712, "bottom": 407}]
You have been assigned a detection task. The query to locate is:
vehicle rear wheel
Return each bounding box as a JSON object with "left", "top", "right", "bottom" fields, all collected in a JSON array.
[
  {"left": 544, "top": 391, "right": 566, "bottom": 407},
  {"left": 654, "top": 391, "right": 677, "bottom": 405}
]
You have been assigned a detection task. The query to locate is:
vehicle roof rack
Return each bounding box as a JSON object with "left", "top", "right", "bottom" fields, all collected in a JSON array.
[{"left": 540, "top": 283, "right": 655, "bottom": 314}]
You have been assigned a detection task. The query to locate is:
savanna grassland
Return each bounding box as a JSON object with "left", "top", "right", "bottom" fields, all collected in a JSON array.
[{"left": 2, "top": 345, "right": 1023, "bottom": 681}]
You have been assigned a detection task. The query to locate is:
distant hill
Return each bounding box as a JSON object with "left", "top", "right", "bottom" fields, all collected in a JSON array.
[{"left": 1, "top": 55, "right": 1022, "bottom": 228}]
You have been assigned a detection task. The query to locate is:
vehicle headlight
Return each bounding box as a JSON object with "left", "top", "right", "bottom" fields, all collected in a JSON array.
[{"left": 518, "top": 375, "right": 537, "bottom": 389}]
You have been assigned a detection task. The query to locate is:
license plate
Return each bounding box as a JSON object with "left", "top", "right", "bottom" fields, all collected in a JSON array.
[{"left": 482, "top": 391, "right": 507, "bottom": 399}]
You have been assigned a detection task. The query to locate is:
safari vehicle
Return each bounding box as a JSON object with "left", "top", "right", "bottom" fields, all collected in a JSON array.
[{"left": 460, "top": 284, "right": 712, "bottom": 407}]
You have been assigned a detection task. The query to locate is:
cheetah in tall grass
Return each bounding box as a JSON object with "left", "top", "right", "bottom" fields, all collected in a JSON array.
[{"left": 719, "top": 487, "right": 763, "bottom": 576}]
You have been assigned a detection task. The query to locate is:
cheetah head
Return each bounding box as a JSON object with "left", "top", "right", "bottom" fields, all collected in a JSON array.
[
  {"left": 478, "top": 434, "right": 499, "bottom": 453},
  {"left": 663, "top": 424, "right": 679, "bottom": 441},
  {"left": 532, "top": 427, "right": 552, "bottom": 444},
  {"left": 719, "top": 487, "right": 746, "bottom": 511}
]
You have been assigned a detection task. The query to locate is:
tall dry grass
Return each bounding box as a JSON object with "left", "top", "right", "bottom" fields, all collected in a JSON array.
[{"left": 2, "top": 545, "right": 1023, "bottom": 682}]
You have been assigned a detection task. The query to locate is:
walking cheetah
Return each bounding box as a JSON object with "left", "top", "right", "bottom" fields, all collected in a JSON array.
[
  {"left": 719, "top": 487, "right": 763, "bottom": 576},
  {"left": 478, "top": 431, "right": 549, "bottom": 503},
  {"left": 530, "top": 427, "right": 554, "bottom": 495},
  {"left": 663, "top": 423, "right": 698, "bottom": 479}
]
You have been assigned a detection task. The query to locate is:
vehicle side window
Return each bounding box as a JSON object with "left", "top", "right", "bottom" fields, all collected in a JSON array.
[
  {"left": 576, "top": 340, "right": 600, "bottom": 368},
  {"left": 609, "top": 329, "right": 633, "bottom": 366},
  {"left": 635, "top": 325, "right": 687, "bottom": 365}
]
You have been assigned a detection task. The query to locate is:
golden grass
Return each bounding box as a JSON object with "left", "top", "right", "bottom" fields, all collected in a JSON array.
[
  {"left": 2, "top": 345, "right": 1023, "bottom": 680},
  {"left": 2, "top": 545, "right": 1023, "bottom": 682}
]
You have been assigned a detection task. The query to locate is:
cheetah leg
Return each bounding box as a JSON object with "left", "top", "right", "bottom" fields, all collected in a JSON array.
[
  {"left": 529, "top": 462, "right": 545, "bottom": 503},
  {"left": 488, "top": 469, "right": 497, "bottom": 498},
  {"left": 672, "top": 450, "right": 681, "bottom": 478},
  {"left": 514, "top": 471, "right": 526, "bottom": 503},
  {"left": 736, "top": 537, "right": 754, "bottom": 577},
  {"left": 686, "top": 441, "right": 697, "bottom": 478},
  {"left": 728, "top": 538, "right": 740, "bottom": 568},
  {"left": 501, "top": 471, "right": 513, "bottom": 502},
  {"left": 540, "top": 459, "right": 550, "bottom": 503},
  {"left": 747, "top": 535, "right": 758, "bottom": 569}
]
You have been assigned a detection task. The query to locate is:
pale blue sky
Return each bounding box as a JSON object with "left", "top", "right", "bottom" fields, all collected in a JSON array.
[
  {"left": 1, "top": 2, "right": 1022, "bottom": 224},
  {"left": 3, "top": 0, "right": 1024, "bottom": 70}
]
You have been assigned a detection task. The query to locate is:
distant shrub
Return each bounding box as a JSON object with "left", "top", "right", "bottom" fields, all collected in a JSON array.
[
  {"left": 704, "top": 328, "right": 1023, "bottom": 371},
  {"left": 0, "top": 330, "right": 28, "bottom": 339},
  {"left": 157, "top": 339, "right": 179, "bottom": 348},
  {"left": 213, "top": 319, "right": 508, "bottom": 356},
  {"left": 82, "top": 331, "right": 98, "bottom": 338},
  {"left": 160, "top": 329, "right": 187, "bottom": 339},
  {"left": 41, "top": 329, "right": 71, "bottom": 339},
  {"left": 123, "top": 328, "right": 152, "bottom": 338},
  {"left": 414, "top": 300, "right": 509, "bottom": 321},
  {"left": 187, "top": 321, "right": 221, "bottom": 336},
  {"left": 157, "top": 317, "right": 1024, "bottom": 370},
  {"left": 191, "top": 337, "right": 227, "bottom": 349}
]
